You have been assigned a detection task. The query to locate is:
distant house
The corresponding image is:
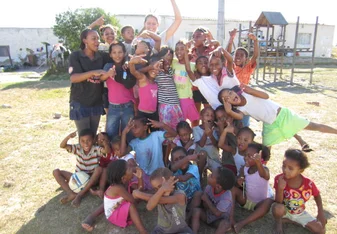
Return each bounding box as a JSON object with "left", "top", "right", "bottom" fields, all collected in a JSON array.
[{"left": 116, "top": 14, "right": 335, "bottom": 58}]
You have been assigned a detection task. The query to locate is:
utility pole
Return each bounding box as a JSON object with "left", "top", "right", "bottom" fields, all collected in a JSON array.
[{"left": 217, "top": 0, "right": 225, "bottom": 45}]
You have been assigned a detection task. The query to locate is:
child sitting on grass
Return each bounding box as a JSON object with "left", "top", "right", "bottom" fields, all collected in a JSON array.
[
  {"left": 191, "top": 166, "right": 236, "bottom": 234},
  {"left": 231, "top": 143, "right": 274, "bottom": 233},
  {"left": 133, "top": 167, "right": 193, "bottom": 234},
  {"left": 82, "top": 160, "right": 146, "bottom": 233},
  {"left": 53, "top": 129, "right": 111, "bottom": 207},
  {"left": 272, "top": 149, "right": 326, "bottom": 234}
]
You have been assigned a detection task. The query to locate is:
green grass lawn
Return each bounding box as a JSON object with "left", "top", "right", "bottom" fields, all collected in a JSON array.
[{"left": 0, "top": 68, "right": 336, "bottom": 234}]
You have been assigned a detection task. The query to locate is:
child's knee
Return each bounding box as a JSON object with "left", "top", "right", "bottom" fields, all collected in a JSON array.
[
  {"left": 94, "top": 166, "right": 103, "bottom": 174},
  {"left": 306, "top": 221, "right": 324, "bottom": 234},
  {"left": 53, "top": 169, "right": 60, "bottom": 178},
  {"left": 272, "top": 203, "right": 286, "bottom": 218},
  {"left": 192, "top": 207, "right": 202, "bottom": 218}
]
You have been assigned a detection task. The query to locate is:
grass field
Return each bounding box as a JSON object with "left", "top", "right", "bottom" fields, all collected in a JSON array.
[{"left": 0, "top": 67, "right": 336, "bottom": 234}]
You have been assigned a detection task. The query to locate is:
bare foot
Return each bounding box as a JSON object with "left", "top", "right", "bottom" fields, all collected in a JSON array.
[
  {"left": 71, "top": 194, "right": 83, "bottom": 207},
  {"left": 272, "top": 221, "right": 284, "bottom": 234},
  {"left": 90, "top": 188, "right": 104, "bottom": 199},
  {"left": 234, "top": 221, "right": 244, "bottom": 233},
  {"left": 59, "top": 193, "right": 76, "bottom": 204},
  {"left": 81, "top": 215, "right": 94, "bottom": 232}
]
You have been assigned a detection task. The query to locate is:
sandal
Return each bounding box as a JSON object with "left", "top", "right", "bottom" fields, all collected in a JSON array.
[{"left": 302, "top": 144, "right": 314, "bottom": 152}]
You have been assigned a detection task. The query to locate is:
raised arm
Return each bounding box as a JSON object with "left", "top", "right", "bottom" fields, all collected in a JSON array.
[
  {"left": 139, "top": 30, "right": 162, "bottom": 52},
  {"left": 226, "top": 29, "right": 237, "bottom": 54},
  {"left": 253, "top": 152, "right": 270, "bottom": 180},
  {"left": 221, "top": 47, "right": 234, "bottom": 75},
  {"left": 148, "top": 119, "right": 177, "bottom": 138},
  {"left": 242, "top": 85, "right": 269, "bottom": 99},
  {"left": 129, "top": 56, "right": 148, "bottom": 86},
  {"left": 161, "top": 0, "right": 182, "bottom": 43},
  {"left": 120, "top": 119, "right": 134, "bottom": 156},
  {"left": 60, "top": 131, "right": 76, "bottom": 152},
  {"left": 218, "top": 125, "right": 236, "bottom": 154},
  {"left": 87, "top": 16, "right": 104, "bottom": 30},
  {"left": 248, "top": 33, "right": 259, "bottom": 65},
  {"left": 171, "top": 154, "right": 198, "bottom": 172},
  {"left": 275, "top": 176, "right": 286, "bottom": 203},
  {"left": 184, "top": 43, "right": 196, "bottom": 81}
]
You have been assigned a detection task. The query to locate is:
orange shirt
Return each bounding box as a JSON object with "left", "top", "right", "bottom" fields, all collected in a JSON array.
[{"left": 234, "top": 60, "right": 256, "bottom": 85}]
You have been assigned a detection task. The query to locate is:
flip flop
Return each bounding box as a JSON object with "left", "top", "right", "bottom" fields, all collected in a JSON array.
[{"left": 302, "top": 144, "right": 314, "bottom": 152}]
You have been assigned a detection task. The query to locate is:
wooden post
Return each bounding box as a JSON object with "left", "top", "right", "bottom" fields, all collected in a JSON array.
[
  {"left": 291, "top": 17, "right": 300, "bottom": 85},
  {"left": 310, "top": 16, "right": 318, "bottom": 84}
]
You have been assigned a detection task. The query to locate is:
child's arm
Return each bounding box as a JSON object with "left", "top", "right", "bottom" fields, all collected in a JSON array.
[
  {"left": 201, "top": 192, "right": 224, "bottom": 217},
  {"left": 120, "top": 119, "right": 134, "bottom": 156},
  {"left": 275, "top": 176, "right": 286, "bottom": 203},
  {"left": 146, "top": 176, "right": 184, "bottom": 211},
  {"left": 139, "top": 30, "right": 161, "bottom": 52},
  {"left": 148, "top": 119, "right": 177, "bottom": 138},
  {"left": 162, "top": 0, "right": 182, "bottom": 43},
  {"left": 314, "top": 194, "right": 327, "bottom": 228},
  {"left": 226, "top": 29, "right": 237, "bottom": 54},
  {"left": 222, "top": 99, "right": 244, "bottom": 120},
  {"left": 60, "top": 131, "right": 76, "bottom": 152},
  {"left": 241, "top": 85, "right": 269, "bottom": 99},
  {"left": 129, "top": 56, "right": 148, "bottom": 85},
  {"left": 70, "top": 70, "right": 106, "bottom": 83},
  {"left": 236, "top": 167, "right": 245, "bottom": 187},
  {"left": 197, "top": 123, "right": 217, "bottom": 148},
  {"left": 171, "top": 154, "right": 199, "bottom": 172},
  {"left": 134, "top": 167, "right": 144, "bottom": 190},
  {"left": 184, "top": 42, "right": 196, "bottom": 81},
  {"left": 248, "top": 33, "right": 259, "bottom": 65},
  {"left": 87, "top": 16, "right": 104, "bottom": 29},
  {"left": 253, "top": 152, "right": 270, "bottom": 180},
  {"left": 222, "top": 47, "right": 234, "bottom": 75},
  {"left": 218, "top": 124, "right": 236, "bottom": 154},
  {"left": 116, "top": 185, "right": 136, "bottom": 204}
]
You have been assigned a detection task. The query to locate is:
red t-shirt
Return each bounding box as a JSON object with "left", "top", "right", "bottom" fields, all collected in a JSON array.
[
  {"left": 274, "top": 173, "right": 319, "bottom": 215},
  {"left": 99, "top": 152, "right": 118, "bottom": 168}
]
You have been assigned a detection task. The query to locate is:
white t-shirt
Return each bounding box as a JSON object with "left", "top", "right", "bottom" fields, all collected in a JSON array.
[
  {"left": 238, "top": 92, "right": 280, "bottom": 124},
  {"left": 192, "top": 74, "right": 240, "bottom": 110}
]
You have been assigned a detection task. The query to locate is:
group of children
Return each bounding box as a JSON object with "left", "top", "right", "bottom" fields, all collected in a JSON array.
[{"left": 55, "top": 15, "right": 337, "bottom": 233}]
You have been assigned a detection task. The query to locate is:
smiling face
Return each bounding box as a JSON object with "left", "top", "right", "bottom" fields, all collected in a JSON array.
[
  {"left": 79, "top": 135, "right": 94, "bottom": 154},
  {"left": 109, "top": 45, "right": 125, "bottom": 65},
  {"left": 144, "top": 16, "right": 159, "bottom": 33},
  {"left": 234, "top": 49, "right": 248, "bottom": 66},
  {"left": 237, "top": 130, "right": 254, "bottom": 152},
  {"left": 282, "top": 158, "right": 303, "bottom": 180},
  {"left": 175, "top": 43, "right": 185, "bottom": 62},
  {"left": 83, "top": 31, "right": 100, "bottom": 52},
  {"left": 209, "top": 56, "right": 223, "bottom": 77},
  {"left": 196, "top": 57, "right": 209, "bottom": 75},
  {"left": 102, "top": 27, "right": 115, "bottom": 45}
]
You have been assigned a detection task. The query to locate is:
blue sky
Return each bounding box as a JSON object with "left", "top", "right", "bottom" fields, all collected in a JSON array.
[{"left": 1, "top": 0, "right": 336, "bottom": 42}]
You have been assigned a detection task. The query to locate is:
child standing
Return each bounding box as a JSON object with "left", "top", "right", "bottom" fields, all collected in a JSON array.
[
  {"left": 193, "top": 107, "right": 220, "bottom": 171},
  {"left": 191, "top": 167, "right": 236, "bottom": 234},
  {"left": 100, "top": 42, "right": 136, "bottom": 142},
  {"left": 121, "top": 25, "right": 135, "bottom": 56},
  {"left": 231, "top": 143, "right": 274, "bottom": 233},
  {"left": 133, "top": 167, "right": 193, "bottom": 234},
  {"left": 120, "top": 116, "right": 177, "bottom": 189},
  {"left": 53, "top": 129, "right": 110, "bottom": 207},
  {"left": 272, "top": 149, "right": 326, "bottom": 234},
  {"left": 172, "top": 40, "right": 200, "bottom": 125},
  {"left": 218, "top": 86, "right": 337, "bottom": 147},
  {"left": 82, "top": 160, "right": 147, "bottom": 233}
]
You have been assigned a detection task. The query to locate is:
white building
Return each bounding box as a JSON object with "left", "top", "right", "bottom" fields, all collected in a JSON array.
[{"left": 116, "top": 14, "right": 335, "bottom": 57}]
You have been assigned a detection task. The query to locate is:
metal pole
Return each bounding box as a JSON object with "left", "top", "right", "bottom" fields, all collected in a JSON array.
[
  {"left": 217, "top": 0, "right": 225, "bottom": 45},
  {"left": 310, "top": 16, "right": 318, "bottom": 84},
  {"left": 291, "top": 17, "right": 300, "bottom": 85}
]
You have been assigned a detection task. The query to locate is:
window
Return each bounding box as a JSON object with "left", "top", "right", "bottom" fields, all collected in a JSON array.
[{"left": 297, "top": 33, "right": 311, "bottom": 47}]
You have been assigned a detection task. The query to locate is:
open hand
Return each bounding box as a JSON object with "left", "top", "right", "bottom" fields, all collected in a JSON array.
[
  {"left": 133, "top": 167, "right": 143, "bottom": 179},
  {"left": 160, "top": 176, "right": 178, "bottom": 193},
  {"left": 147, "top": 119, "right": 163, "bottom": 129},
  {"left": 123, "top": 118, "right": 134, "bottom": 134},
  {"left": 68, "top": 131, "right": 77, "bottom": 138}
]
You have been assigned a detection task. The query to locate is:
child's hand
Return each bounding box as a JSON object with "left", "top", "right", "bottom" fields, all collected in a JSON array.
[
  {"left": 133, "top": 167, "right": 143, "bottom": 179},
  {"left": 129, "top": 55, "right": 148, "bottom": 65},
  {"left": 123, "top": 118, "right": 134, "bottom": 134},
  {"left": 92, "top": 70, "right": 105, "bottom": 78},
  {"left": 229, "top": 28, "right": 237, "bottom": 39},
  {"left": 317, "top": 212, "right": 327, "bottom": 228},
  {"left": 278, "top": 176, "right": 287, "bottom": 190},
  {"left": 68, "top": 131, "right": 77, "bottom": 138},
  {"left": 93, "top": 16, "right": 105, "bottom": 27},
  {"left": 187, "top": 154, "right": 199, "bottom": 162},
  {"left": 138, "top": 30, "right": 151, "bottom": 39},
  {"left": 224, "top": 121, "right": 235, "bottom": 135},
  {"left": 185, "top": 41, "right": 193, "bottom": 51},
  {"left": 237, "top": 176, "right": 245, "bottom": 187},
  {"left": 147, "top": 119, "right": 163, "bottom": 129},
  {"left": 210, "top": 46, "right": 223, "bottom": 58},
  {"left": 204, "top": 122, "right": 213, "bottom": 137},
  {"left": 105, "top": 65, "right": 116, "bottom": 78},
  {"left": 223, "top": 98, "right": 232, "bottom": 111},
  {"left": 248, "top": 33, "right": 257, "bottom": 41},
  {"left": 160, "top": 176, "right": 178, "bottom": 193},
  {"left": 132, "top": 189, "right": 140, "bottom": 199},
  {"left": 122, "top": 62, "right": 129, "bottom": 70},
  {"left": 252, "top": 151, "right": 262, "bottom": 163}
]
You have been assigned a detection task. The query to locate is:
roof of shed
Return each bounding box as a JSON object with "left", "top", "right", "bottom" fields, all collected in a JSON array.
[{"left": 255, "top": 12, "right": 288, "bottom": 26}]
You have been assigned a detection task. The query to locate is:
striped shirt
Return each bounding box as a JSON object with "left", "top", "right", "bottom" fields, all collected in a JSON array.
[
  {"left": 155, "top": 68, "right": 180, "bottom": 105},
  {"left": 69, "top": 144, "right": 102, "bottom": 174}
]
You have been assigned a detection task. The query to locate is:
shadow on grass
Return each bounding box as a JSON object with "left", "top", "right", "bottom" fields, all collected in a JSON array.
[{"left": 1, "top": 80, "right": 70, "bottom": 90}]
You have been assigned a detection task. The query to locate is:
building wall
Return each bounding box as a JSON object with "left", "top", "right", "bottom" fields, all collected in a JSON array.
[
  {"left": 0, "top": 28, "right": 60, "bottom": 63},
  {"left": 116, "top": 14, "right": 335, "bottom": 58}
]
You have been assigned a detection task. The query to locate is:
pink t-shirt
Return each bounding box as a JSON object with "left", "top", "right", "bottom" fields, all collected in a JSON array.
[
  {"left": 138, "top": 82, "right": 158, "bottom": 112},
  {"left": 106, "top": 77, "right": 135, "bottom": 104}
]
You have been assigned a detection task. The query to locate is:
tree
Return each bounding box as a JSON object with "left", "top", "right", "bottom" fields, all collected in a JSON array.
[{"left": 53, "top": 8, "right": 120, "bottom": 51}]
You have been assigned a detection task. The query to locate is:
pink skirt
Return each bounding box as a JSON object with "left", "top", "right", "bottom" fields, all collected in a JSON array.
[
  {"left": 107, "top": 201, "right": 133, "bottom": 228},
  {"left": 180, "top": 98, "right": 200, "bottom": 122}
]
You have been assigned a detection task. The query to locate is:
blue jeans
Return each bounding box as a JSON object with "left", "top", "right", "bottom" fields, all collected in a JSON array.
[
  {"left": 106, "top": 102, "right": 134, "bottom": 142},
  {"left": 241, "top": 115, "right": 250, "bottom": 127}
]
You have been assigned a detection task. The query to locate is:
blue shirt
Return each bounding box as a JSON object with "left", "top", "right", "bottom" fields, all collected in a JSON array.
[
  {"left": 174, "top": 164, "right": 201, "bottom": 200},
  {"left": 129, "top": 131, "right": 166, "bottom": 175}
]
